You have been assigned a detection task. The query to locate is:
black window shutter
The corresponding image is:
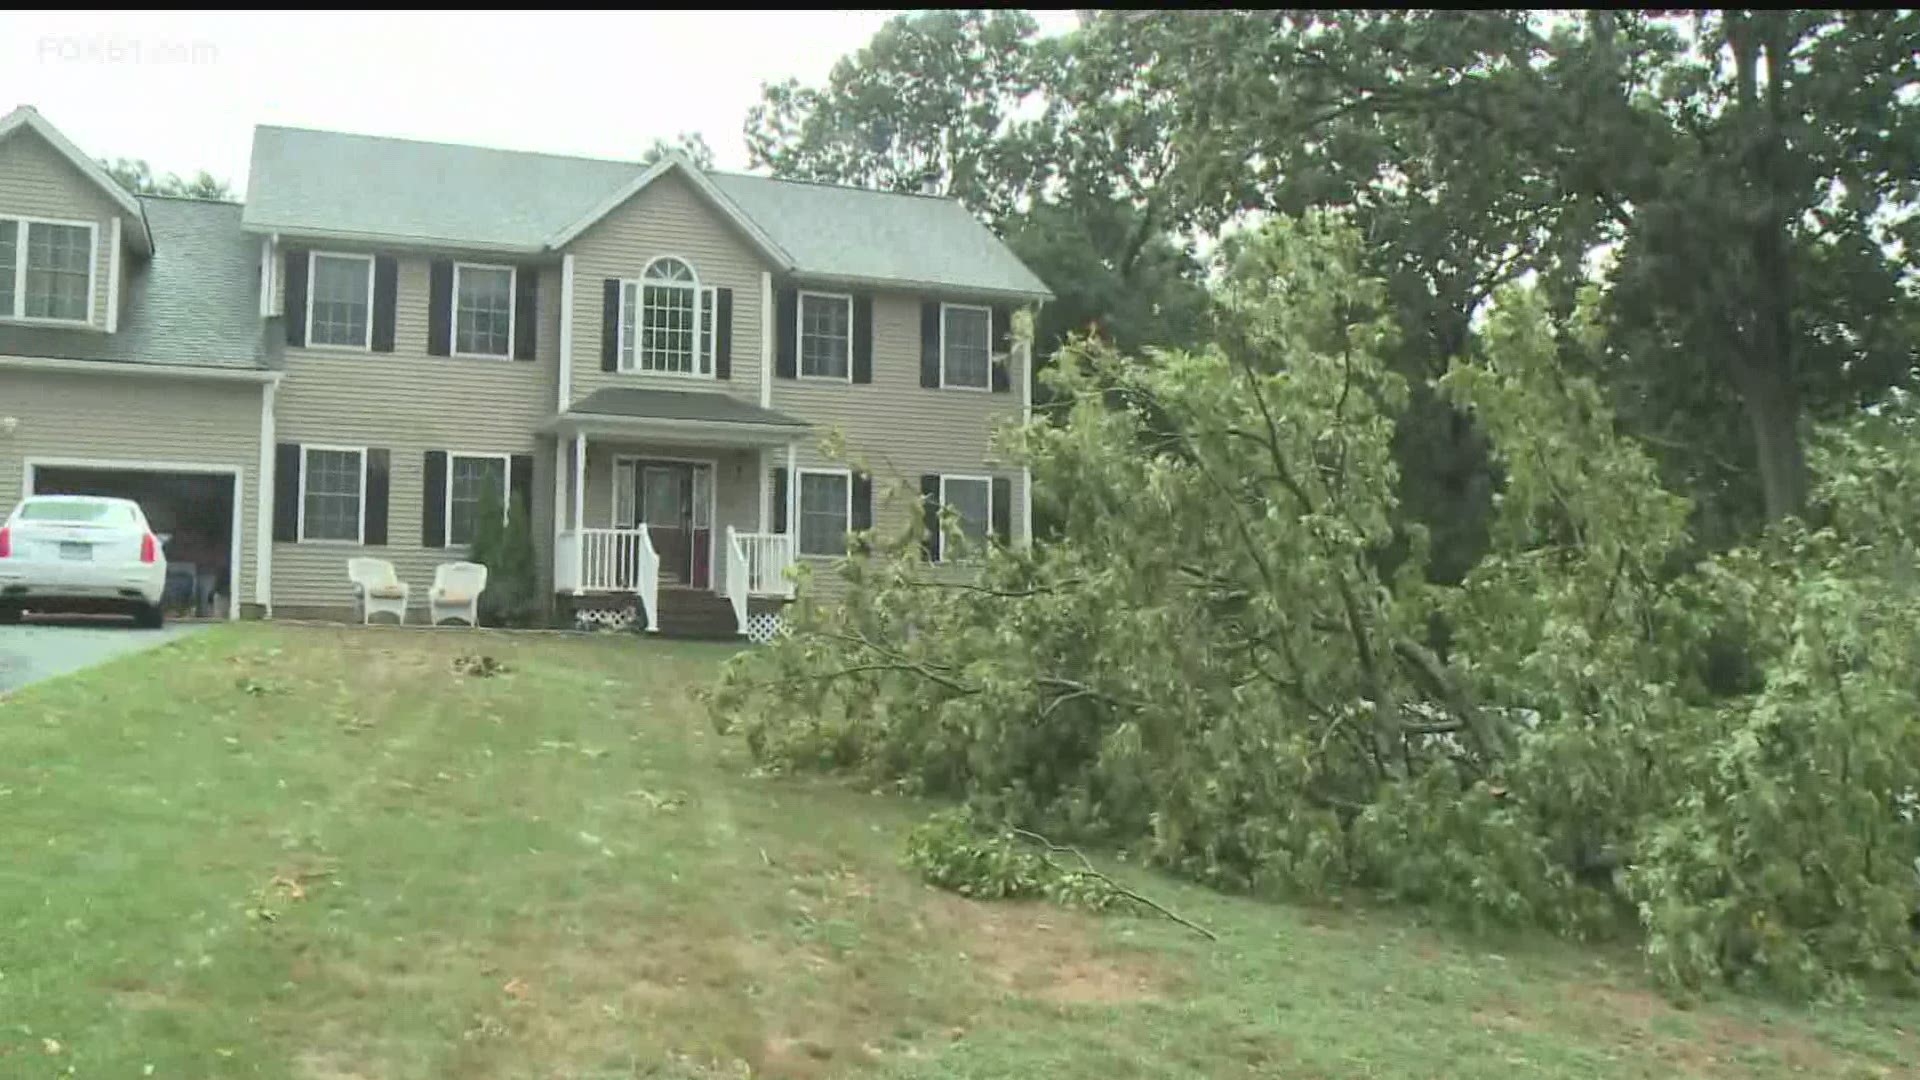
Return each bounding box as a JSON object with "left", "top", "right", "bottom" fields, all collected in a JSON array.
[
  {"left": 921, "top": 474, "right": 941, "bottom": 561},
  {"left": 851, "top": 471, "right": 873, "bottom": 532},
  {"left": 990, "top": 305, "right": 1012, "bottom": 393},
  {"left": 715, "top": 287, "right": 733, "bottom": 380},
  {"left": 273, "top": 443, "right": 302, "bottom": 542},
  {"left": 920, "top": 301, "right": 941, "bottom": 388},
  {"left": 423, "top": 451, "right": 448, "bottom": 548},
  {"left": 602, "top": 279, "right": 621, "bottom": 372},
  {"left": 365, "top": 449, "right": 390, "bottom": 546},
  {"left": 770, "top": 468, "right": 789, "bottom": 534},
  {"left": 369, "top": 256, "right": 398, "bottom": 353},
  {"left": 283, "top": 250, "right": 308, "bottom": 347},
  {"left": 992, "top": 476, "right": 1012, "bottom": 545},
  {"left": 509, "top": 454, "right": 535, "bottom": 517},
  {"left": 852, "top": 295, "right": 874, "bottom": 384},
  {"left": 514, "top": 266, "right": 539, "bottom": 361},
  {"left": 775, "top": 286, "right": 798, "bottom": 378},
  {"left": 428, "top": 259, "right": 454, "bottom": 356}
]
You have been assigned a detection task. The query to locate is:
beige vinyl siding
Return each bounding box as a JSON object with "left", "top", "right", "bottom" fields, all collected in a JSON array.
[
  {"left": 0, "top": 128, "right": 120, "bottom": 330},
  {"left": 270, "top": 249, "right": 560, "bottom": 612},
  {"left": 0, "top": 369, "right": 263, "bottom": 597},
  {"left": 771, "top": 291, "right": 1027, "bottom": 601},
  {"left": 566, "top": 172, "right": 768, "bottom": 405},
  {"left": 571, "top": 441, "right": 762, "bottom": 593}
]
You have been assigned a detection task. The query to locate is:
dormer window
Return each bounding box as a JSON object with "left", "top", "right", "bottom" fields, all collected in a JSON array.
[{"left": 0, "top": 216, "right": 97, "bottom": 325}]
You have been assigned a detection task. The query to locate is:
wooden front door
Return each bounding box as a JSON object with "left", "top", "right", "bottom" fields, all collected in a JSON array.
[{"left": 634, "top": 461, "right": 711, "bottom": 588}]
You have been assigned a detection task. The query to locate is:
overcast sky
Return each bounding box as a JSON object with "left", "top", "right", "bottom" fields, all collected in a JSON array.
[{"left": 0, "top": 10, "right": 1080, "bottom": 195}]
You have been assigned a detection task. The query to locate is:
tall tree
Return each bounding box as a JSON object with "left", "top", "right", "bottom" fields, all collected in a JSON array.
[
  {"left": 743, "top": 9, "right": 1210, "bottom": 360},
  {"left": 1148, "top": 9, "right": 1920, "bottom": 527}
]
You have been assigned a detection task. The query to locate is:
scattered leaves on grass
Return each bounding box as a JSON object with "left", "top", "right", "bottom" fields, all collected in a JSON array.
[
  {"left": 630, "top": 789, "right": 687, "bottom": 812},
  {"left": 452, "top": 655, "right": 511, "bottom": 678}
]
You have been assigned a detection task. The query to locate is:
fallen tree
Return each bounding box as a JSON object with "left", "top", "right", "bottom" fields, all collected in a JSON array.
[{"left": 710, "top": 216, "right": 1920, "bottom": 997}]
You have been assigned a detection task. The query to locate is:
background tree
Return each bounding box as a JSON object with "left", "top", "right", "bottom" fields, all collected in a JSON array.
[
  {"left": 639, "top": 132, "right": 716, "bottom": 170},
  {"left": 101, "top": 156, "right": 233, "bottom": 199}
]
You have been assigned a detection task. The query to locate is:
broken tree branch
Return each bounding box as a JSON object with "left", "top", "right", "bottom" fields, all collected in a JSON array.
[{"left": 1010, "top": 828, "right": 1218, "bottom": 942}]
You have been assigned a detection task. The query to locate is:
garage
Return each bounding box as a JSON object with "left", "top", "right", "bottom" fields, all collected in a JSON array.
[{"left": 23, "top": 459, "right": 243, "bottom": 620}]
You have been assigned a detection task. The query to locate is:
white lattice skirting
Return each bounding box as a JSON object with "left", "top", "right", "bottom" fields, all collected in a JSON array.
[
  {"left": 574, "top": 605, "right": 640, "bottom": 633},
  {"left": 744, "top": 611, "right": 788, "bottom": 644}
]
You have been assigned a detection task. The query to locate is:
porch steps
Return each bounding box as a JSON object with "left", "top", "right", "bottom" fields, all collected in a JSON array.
[{"left": 651, "top": 586, "right": 741, "bottom": 640}]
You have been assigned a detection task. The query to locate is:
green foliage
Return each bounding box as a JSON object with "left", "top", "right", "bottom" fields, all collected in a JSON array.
[
  {"left": 903, "top": 810, "right": 1129, "bottom": 911},
  {"left": 714, "top": 216, "right": 1920, "bottom": 999},
  {"left": 100, "top": 156, "right": 233, "bottom": 199},
  {"left": 639, "top": 132, "right": 715, "bottom": 170},
  {"left": 467, "top": 487, "right": 539, "bottom": 627}
]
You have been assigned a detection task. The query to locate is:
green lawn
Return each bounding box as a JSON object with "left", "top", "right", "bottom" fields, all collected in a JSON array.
[{"left": 1, "top": 625, "right": 1916, "bottom": 1079}]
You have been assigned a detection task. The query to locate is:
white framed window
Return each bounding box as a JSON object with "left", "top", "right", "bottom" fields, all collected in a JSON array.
[
  {"left": 937, "top": 474, "right": 995, "bottom": 562},
  {"left": 0, "top": 215, "right": 97, "bottom": 325},
  {"left": 797, "top": 468, "right": 852, "bottom": 558},
  {"left": 446, "top": 452, "right": 511, "bottom": 547},
  {"left": 306, "top": 251, "right": 374, "bottom": 350},
  {"left": 940, "top": 302, "right": 992, "bottom": 390},
  {"left": 453, "top": 263, "right": 515, "bottom": 359},
  {"left": 798, "top": 290, "right": 853, "bottom": 380},
  {"left": 298, "top": 445, "right": 366, "bottom": 544},
  {"left": 618, "top": 256, "right": 710, "bottom": 376}
]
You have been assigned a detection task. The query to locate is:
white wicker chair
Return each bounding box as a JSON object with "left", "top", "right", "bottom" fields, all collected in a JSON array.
[
  {"left": 347, "top": 557, "right": 409, "bottom": 625},
  {"left": 429, "top": 561, "right": 488, "bottom": 627}
]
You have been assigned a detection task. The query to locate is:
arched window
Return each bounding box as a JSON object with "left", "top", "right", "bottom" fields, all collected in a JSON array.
[{"left": 620, "top": 256, "right": 710, "bottom": 375}]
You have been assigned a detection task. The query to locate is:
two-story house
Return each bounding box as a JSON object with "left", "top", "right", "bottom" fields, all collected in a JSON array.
[{"left": 0, "top": 105, "right": 1048, "bottom": 635}]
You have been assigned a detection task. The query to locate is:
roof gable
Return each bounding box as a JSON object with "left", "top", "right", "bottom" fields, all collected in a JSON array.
[
  {"left": 0, "top": 105, "right": 152, "bottom": 253},
  {"left": 545, "top": 152, "right": 792, "bottom": 269}
]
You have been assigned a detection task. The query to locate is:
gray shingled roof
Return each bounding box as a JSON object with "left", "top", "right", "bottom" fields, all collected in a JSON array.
[
  {"left": 244, "top": 126, "right": 637, "bottom": 251},
  {"left": 242, "top": 126, "right": 1051, "bottom": 299},
  {"left": 567, "top": 387, "right": 808, "bottom": 428},
  {"left": 707, "top": 172, "right": 1051, "bottom": 298},
  {"left": 0, "top": 197, "right": 275, "bottom": 369}
]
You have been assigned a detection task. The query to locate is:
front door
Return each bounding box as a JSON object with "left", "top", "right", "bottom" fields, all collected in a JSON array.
[{"left": 633, "top": 461, "right": 711, "bottom": 588}]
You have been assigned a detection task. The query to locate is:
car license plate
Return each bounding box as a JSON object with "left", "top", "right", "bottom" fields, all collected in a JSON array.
[{"left": 59, "top": 541, "right": 92, "bottom": 561}]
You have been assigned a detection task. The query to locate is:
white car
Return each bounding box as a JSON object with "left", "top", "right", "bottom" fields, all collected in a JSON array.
[{"left": 0, "top": 495, "right": 168, "bottom": 628}]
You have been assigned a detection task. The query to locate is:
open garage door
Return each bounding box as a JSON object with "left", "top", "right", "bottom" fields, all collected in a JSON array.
[{"left": 25, "top": 461, "right": 241, "bottom": 620}]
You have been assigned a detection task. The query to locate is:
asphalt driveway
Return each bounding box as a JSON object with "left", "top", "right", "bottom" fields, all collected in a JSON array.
[{"left": 0, "top": 621, "right": 210, "bottom": 694}]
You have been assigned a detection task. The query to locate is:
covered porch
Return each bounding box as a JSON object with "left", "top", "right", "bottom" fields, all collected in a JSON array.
[{"left": 547, "top": 388, "right": 806, "bottom": 635}]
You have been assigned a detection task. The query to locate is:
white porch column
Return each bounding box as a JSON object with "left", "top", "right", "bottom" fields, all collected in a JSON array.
[
  {"left": 572, "top": 432, "right": 587, "bottom": 595},
  {"left": 785, "top": 439, "right": 797, "bottom": 541},
  {"left": 572, "top": 432, "right": 587, "bottom": 531},
  {"left": 756, "top": 448, "right": 769, "bottom": 532},
  {"left": 551, "top": 434, "right": 567, "bottom": 590}
]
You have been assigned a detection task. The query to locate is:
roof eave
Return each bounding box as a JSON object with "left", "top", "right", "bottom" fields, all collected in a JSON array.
[
  {"left": 238, "top": 220, "right": 548, "bottom": 257},
  {"left": 546, "top": 411, "right": 810, "bottom": 446},
  {"left": 789, "top": 268, "right": 1052, "bottom": 304}
]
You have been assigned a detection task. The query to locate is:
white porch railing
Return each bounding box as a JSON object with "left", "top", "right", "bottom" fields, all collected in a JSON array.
[
  {"left": 724, "top": 527, "right": 750, "bottom": 636},
  {"left": 560, "top": 526, "right": 660, "bottom": 632},
  {"left": 733, "top": 531, "right": 796, "bottom": 598}
]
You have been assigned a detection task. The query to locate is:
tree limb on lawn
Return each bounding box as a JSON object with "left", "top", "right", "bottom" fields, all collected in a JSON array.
[{"left": 1010, "top": 828, "right": 1218, "bottom": 942}]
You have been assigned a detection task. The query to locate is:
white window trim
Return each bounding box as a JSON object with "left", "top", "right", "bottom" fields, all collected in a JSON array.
[
  {"left": 796, "top": 466, "right": 853, "bottom": 559},
  {"left": 450, "top": 262, "right": 517, "bottom": 361},
  {"left": 616, "top": 255, "right": 711, "bottom": 380},
  {"left": 935, "top": 473, "right": 996, "bottom": 564},
  {"left": 443, "top": 451, "right": 513, "bottom": 549},
  {"left": 295, "top": 443, "right": 368, "bottom": 546},
  {"left": 939, "top": 301, "right": 993, "bottom": 392},
  {"left": 304, "top": 250, "right": 376, "bottom": 353},
  {"left": 796, "top": 289, "right": 854, "bottom": 383},
  {"left": 0, "top": 214, "right": 99, "bottom": 328}
]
